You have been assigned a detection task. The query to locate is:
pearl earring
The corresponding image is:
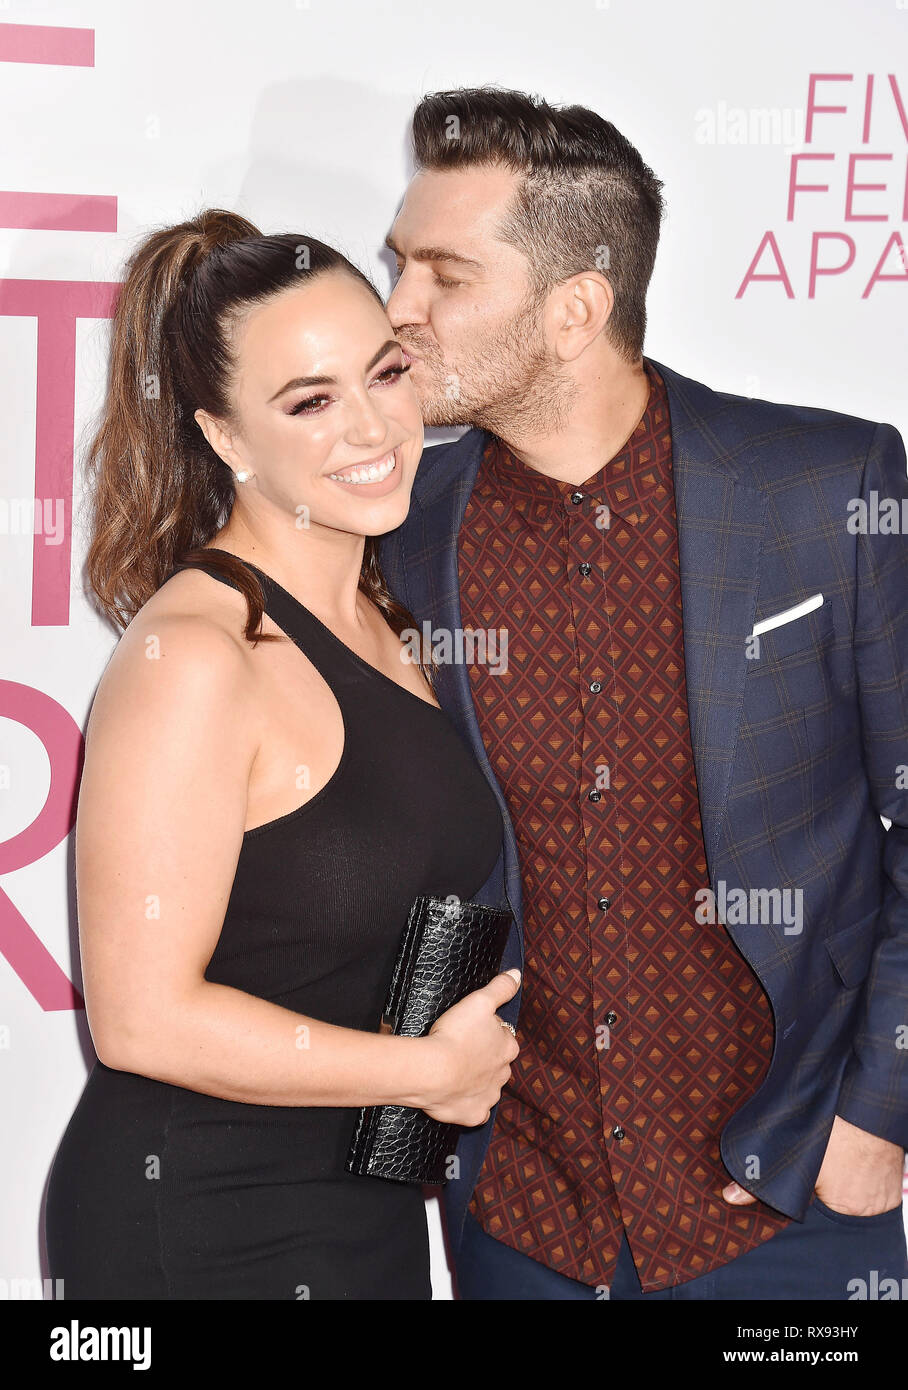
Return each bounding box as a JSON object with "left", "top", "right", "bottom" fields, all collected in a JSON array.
[{"left": 235, "top": 469, "right": 253, "bottom": 484}]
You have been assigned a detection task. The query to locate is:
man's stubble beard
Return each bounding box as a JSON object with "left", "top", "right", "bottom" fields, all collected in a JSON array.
[{"left": 410, "top": 292, "right": 578, "bottom": 440}]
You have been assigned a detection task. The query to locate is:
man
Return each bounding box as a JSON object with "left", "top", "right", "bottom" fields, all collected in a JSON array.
[{"left": 379, "top": 86, "right": 907, "bottom": 1300}]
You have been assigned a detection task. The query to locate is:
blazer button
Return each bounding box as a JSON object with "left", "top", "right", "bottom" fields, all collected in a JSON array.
[
  {"left": 598, "top": 897, "right": 611, "bottom": 911},
  {"left": 588, "top": 789, "right": 602, "bottom": 802},
  {"left": 605, "top": 1011, "right": 618, "bottom": 1026},
  {"left": 612, "top": 1126, "right": 625, "bottom": 1141}
]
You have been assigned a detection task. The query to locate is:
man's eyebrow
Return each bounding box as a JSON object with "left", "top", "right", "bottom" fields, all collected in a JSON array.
[
  {"left": 384, "top": 234, "right": 483, "bottom": 271},
  {"left": 266, "top": 339, "right": 402, "bottom": 402}
]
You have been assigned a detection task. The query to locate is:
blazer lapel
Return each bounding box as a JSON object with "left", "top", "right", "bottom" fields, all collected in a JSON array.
[
  {"left": 398, "top": 431, "right": 525, "bottom": 927},
  {"left": 401, "top": 434, "right": 485, "bottom": 742},
  {"left": 654, "top": 361, "right": 767, "bottom": 872}
]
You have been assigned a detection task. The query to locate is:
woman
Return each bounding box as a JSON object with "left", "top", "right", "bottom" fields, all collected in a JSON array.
[{"left": 44, "top": 209, "right": 520, "bottom": 1300}]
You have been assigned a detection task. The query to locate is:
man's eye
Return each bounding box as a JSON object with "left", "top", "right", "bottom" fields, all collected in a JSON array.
[{"left": 433, "top": 272, "right": 459, "bottom": 288}]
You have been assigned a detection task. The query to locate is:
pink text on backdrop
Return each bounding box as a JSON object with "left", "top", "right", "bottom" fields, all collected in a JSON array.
[
  {"left": 0, "top": 23, "right": 94, "bottom": 67},
  {"left": 0, "top": 681, "right": 84, "bottom": 1011},
  {"left": 737, "top": 73, "right": 908, "bottom": 298},
  {"left": 0, "top": 278, "right": 119, "bottom": 624}
]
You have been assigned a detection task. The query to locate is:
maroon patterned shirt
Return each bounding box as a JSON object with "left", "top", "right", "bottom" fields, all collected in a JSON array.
[{"left": 457, "top": 361, "right": 791, "bottom": 1291}]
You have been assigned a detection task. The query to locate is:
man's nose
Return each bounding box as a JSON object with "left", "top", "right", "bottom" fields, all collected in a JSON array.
[{"left": 386, "top": 274, "right": 424, "bottom": 330}]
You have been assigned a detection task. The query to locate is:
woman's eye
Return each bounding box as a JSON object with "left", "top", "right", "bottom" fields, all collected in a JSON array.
[
  {"left": 286, "top": 363, "right": 410, "bottom": 417},
  {"left": 374, "top": 363, "right": 412, "bottom": 386},
  {"left": 288, "top": 395, "right": 329, "bottom": 416}
]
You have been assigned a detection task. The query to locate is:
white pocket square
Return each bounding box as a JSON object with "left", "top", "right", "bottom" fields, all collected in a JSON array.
[{"left": 751, "top": 593, "right": 824, "bottom": 637}]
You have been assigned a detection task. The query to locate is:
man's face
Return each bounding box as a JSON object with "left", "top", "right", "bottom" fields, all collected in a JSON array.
[{"left": 385, "top": 165, "right": 562, "bottom": 433}]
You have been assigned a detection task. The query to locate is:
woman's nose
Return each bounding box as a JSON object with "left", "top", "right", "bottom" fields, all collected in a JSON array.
[{"left": 345, "top": 394, "right": 390, "bottom": 447}]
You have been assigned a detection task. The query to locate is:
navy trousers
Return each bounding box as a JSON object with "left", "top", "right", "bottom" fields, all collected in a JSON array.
[{"left": 455, "top": 1197, "right": 908, "bottom": 1300}]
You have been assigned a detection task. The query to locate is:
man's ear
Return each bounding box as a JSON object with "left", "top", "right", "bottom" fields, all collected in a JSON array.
[
  {"left": 194, "top": 408, "right": 240, "bottom": 469},
  {"left": 549, "top": 272, "right": 614, "bottom": 362}
]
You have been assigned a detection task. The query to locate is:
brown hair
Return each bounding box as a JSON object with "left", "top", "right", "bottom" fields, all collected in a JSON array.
[
  {"left": 85, "top": 208, "right": 432, "bottom": 680},
  {"left": 410, "top": 86, "right": 664, "bottom": 361}
]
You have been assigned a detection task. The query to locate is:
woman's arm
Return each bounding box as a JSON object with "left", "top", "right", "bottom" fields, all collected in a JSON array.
[{"left": 75, "top": 609, "right": 471, "bottom": 1112}]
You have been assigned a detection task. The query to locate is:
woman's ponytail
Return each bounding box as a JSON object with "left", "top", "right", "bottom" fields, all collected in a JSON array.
[{"left": 84, "top": 208, "right": 276, "bottom": 638}]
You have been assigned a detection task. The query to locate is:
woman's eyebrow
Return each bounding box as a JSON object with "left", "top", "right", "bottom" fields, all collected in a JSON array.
[{"left": 267, "top": 339, "right": 402, "bottom": 402}]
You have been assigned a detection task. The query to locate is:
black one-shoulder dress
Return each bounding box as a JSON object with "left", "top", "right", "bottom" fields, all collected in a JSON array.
[{"left": 45, "top": 553, "right": 503, "bottom": 1299}]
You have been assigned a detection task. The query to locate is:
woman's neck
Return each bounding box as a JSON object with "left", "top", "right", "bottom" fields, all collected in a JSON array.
[{"left": 204, "top": 513, "right": 368, "bottom": 630}]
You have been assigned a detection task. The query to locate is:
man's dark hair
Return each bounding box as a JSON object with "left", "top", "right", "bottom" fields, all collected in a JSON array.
[{"left": 410, "top": 86, "right": 664, "bottom": 361}]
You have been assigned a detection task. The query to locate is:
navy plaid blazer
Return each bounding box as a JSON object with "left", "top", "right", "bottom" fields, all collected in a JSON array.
[{"left": 378, "top": 357, "right": 908, "bottom": 1257}]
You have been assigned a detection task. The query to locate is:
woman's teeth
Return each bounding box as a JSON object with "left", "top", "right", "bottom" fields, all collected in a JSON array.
[{"left": 329, "top": 452, "right": 396, "bottom": 485}]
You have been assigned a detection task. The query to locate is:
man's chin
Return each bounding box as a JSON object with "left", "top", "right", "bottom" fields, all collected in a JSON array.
[{"left": 415, "top": 399, "right": 473, "bottom": 430}]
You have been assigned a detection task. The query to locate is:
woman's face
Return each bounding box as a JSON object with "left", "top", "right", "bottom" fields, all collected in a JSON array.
[{"left": 199, "top": 268, "right": 424, "bottom": 540}]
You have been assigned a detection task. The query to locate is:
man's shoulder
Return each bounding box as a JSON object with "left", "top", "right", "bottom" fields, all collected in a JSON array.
[
  {"left": 654, "top": 357, "right": 887, "bottom": 440},
  {"left": 652, "top": 358, "right": 898, "bottom": 489}
]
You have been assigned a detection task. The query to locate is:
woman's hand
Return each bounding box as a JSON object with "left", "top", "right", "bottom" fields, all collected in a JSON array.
[{"left": 417, "top": 969, "right": 521, "bottom": 1126}]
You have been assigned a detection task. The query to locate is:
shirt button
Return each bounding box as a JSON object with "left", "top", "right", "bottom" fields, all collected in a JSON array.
[
  {"left": 589, "top": 680, "right": 602, "bottom": 693},
  {"left": 578, "top": 562, "right": 592, "bottom": 577},
  {"left": 597, "top": 897, "right": 611, "bottom": 911},
  {"left": 605, "top": 1010, "right": 618, "bottom": 1026},
  {"left": 588, "top": 788, "right": 602, "bottom": 802},
  {"left": 612, "top": 1126, "right": 625, "bottom": 1141},
  {"left": 570, "top": 491, "right": 584, "bottom": 505}
]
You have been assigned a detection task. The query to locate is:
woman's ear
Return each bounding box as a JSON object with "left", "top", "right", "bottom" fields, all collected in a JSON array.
[{"left": 194, "top": 408, "right": 239, "bottom": 469}]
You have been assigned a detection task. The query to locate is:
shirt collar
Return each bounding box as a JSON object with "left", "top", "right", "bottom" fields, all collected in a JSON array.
[{"left": 482, "top": 358, "right": 672, "bottom": 527}]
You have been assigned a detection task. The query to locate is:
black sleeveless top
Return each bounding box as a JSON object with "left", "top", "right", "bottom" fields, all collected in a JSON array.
[
  {"left": 190, "top": 550, "right": 504, "bottom": 1026},
  {"left": 44, "top": 550, "right": 504, "bottom": 1300}
]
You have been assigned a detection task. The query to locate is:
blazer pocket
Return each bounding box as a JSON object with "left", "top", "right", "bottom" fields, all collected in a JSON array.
[
  {"left": 824, "top": 908, "right": 880, "bottom": 989},
  {"left": 751, "top": 598, "right": 835, "bottom": 662},
  {"left": 752, "top": 593, "right": 824, "bottom": 636}
]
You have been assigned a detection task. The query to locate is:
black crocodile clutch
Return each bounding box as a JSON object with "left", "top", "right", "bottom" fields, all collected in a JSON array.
[{"left": 345, "top": 894, "right": 513, "bottom": 1186}]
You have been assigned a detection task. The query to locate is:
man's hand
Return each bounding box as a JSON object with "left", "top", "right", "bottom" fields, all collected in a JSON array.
[{"left": 722, "top": 1115, "right": 905, "bottom": 1213}]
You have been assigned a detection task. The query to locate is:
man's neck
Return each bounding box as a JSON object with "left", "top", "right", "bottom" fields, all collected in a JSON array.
[{"left": 496, "top": 355, "right": 651, "bottom": 487}]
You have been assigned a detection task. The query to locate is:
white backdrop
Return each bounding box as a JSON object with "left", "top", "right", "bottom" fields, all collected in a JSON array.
[{"left": 1, "top": 0, "right": 906, "bottom": 1301}]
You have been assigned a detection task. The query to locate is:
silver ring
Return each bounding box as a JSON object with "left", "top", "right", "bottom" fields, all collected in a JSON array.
[{"left": 499, "top": 1020, "right": 516, "bottom": 1037}]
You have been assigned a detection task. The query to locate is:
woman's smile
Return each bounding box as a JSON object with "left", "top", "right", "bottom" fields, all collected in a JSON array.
[{"left": 326, "top": 445, "right": 403, "bottom": 495}]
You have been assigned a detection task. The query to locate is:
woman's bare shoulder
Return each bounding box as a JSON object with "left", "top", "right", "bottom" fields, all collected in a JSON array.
[
  {"left": 87, "top": 568, "right": 256, "bottom": 746},
  {"left": 131, "top": 565, "right": 252, "bottom": 644}
]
